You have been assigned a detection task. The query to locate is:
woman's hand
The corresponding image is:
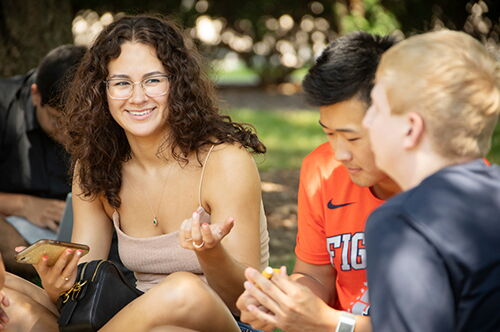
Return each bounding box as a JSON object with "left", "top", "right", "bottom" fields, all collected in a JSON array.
[
  {"left": 179, "top": 207, "right": 235, "bottom": 251},
  {"left": 16, "top": 246, "right": 84, "bottom": 303}
]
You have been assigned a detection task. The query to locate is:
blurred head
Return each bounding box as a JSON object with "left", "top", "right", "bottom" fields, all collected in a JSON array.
[
  {"left": 31, "top": 44, "right": 86, "bottom": 143},
  {"left": 302, "top": 32, "right": 397, "bottom": 188},
  {"left": 64, "top": 15, "right": 264, "bottom": 208},
  {"left": 364, "top": 30, "right": 500, "bottom": 174}
]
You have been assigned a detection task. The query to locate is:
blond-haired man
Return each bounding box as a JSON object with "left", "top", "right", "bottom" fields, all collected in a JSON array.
[{"left": 363, "top": 30, "right": 500, "bottom": 331}]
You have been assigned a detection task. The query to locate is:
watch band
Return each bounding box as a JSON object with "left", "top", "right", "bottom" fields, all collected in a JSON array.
[{"left": 335, "top": 311, "right": 356, "bottom": 332}]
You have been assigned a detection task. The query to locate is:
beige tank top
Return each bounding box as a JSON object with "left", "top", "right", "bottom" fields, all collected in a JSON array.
[{"left": 112, "top": 145, "right": 270, "bottom": 292}]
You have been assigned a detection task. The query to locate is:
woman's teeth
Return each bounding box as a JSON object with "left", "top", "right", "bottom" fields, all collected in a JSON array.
[{"left": 128, "top": 109, "right": 153, "bottom": 116}]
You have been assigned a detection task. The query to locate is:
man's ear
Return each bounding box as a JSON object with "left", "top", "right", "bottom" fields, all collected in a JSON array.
[
  {"left": 403, "top": 112, "right": 424, "bottom": 149},
  {"left": 31, "top": 83, "right": 42, "bottom": 108}
]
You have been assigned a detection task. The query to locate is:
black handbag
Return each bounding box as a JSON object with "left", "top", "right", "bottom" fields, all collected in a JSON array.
[{"left": 57, "top": 260, "right": 142, "bottom": 332}]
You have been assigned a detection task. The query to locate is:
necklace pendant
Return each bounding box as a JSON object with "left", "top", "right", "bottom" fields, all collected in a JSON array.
[{"left": 153, "top": 217, "right": 158, "bottom": 226}]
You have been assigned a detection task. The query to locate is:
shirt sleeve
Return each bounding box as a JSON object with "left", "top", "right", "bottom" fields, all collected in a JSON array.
[
  {"left": 365, "top": 206, "right": 455, "bottom": 332},
  {"left": 294, "top": 156, "right": 330, "bottom": 264}
]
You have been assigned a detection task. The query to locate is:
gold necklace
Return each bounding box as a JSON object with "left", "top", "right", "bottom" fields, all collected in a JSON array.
[{"left": 127, "top": 163, "right": 172, "bottom": 227}]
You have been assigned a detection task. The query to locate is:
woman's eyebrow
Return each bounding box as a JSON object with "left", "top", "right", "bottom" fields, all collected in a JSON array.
[{"left": 108, "top": 71, "right": 166, "bottom": 79}]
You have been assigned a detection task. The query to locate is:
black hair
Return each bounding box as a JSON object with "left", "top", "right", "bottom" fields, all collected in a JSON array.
[
  {"left": 303, "top": 31, "right": 397, "bottom": 107},
  {"left": 35, "top": 44, "right": 87, "bottom": 108}
]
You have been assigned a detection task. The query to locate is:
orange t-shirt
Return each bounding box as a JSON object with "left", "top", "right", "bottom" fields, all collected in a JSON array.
[{"left": 295, "top": 142, "right": 384, "bottom": 315}]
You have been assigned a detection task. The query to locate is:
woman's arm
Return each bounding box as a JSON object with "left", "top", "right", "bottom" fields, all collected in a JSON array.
[
  {"left": 70, "top": 174, "right": 114, "bottom": 263},
  {"left": 34, "top": 168, "right": 113, "bottom": 303},
  {"left": 190, "top": 144, "right": 262, "bottom": 310}
]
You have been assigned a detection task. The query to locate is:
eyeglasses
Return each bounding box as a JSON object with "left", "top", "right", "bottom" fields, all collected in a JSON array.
[{"left": 105, "top": 74, "right": 171, "bottom": 99}]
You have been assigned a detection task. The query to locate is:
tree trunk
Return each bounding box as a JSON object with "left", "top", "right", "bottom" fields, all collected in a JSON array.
[{"left": 0, "top": 0, "right": 73, "bottom": 76}]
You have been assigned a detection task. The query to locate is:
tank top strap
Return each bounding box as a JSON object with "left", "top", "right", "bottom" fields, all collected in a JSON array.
[{"left": 198, "top": 145, "right": 216, "bottom": 207}]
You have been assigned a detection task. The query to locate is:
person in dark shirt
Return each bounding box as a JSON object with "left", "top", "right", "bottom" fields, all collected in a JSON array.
[
  {"left": 0, "top": 45, "right": 86, "bottom": 278},
  {"left": 362, "top": 30, "right": 500, "bottom": 331}
]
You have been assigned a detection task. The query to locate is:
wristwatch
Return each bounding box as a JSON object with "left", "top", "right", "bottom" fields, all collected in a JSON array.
[{"left": 335, "top": 311, "right": 356, "bottom": 332}]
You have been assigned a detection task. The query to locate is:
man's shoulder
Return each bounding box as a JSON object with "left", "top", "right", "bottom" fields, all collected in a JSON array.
[
  {"left": 0, "top": 73, "right": 30, "bottom": 106},
  {"left": 303, "top": 142, "right": 333, "bottom": 164}
]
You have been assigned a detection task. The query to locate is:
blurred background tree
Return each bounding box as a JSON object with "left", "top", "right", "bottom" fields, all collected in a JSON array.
[
  {"left": 1, "top": 0, "right": 498, "bottom": 82},
  {"left": 0, "top": 0, "right": 73, "bottom": 76}
]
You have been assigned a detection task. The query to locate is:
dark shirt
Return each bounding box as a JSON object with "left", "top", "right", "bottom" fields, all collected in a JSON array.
[
  {"left": 0, "top": 70, "right": 70, "bottom": 200},
  {"left": 366, "top": 160, "right": 500, "bottom": 332}
]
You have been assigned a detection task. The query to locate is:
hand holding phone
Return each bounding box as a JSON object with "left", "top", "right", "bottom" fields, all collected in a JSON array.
[{"left": 15, "top": 240, "right": 89, "bottom": 266}]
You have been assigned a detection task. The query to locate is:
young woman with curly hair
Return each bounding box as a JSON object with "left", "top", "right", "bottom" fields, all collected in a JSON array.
[{"left": 18, "top": 15, "right": 270, "bottom": 332}]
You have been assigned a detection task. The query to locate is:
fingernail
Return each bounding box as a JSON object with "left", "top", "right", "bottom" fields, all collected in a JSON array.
[
  {"left": 76, "top": 250, "right": 83, "bottom": 256},
  {"left": 192, "top": 211, "right": 198, "bottom": 219},
  {"left": 202, "top": 222, "right": 209, "bottom": 227},
  {"left": 244, "top": 281, "right": 253, "bottom": 289},
  {"left": 42, "top": 255, "right": 48, "bottom": 261},
  {"left": 66, "top": 249, "right": 74, "bottom": 254}
]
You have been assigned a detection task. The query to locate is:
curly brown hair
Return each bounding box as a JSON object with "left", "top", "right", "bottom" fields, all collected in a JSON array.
[{"left": 63, "top": 15, "right": 266, "bottom": 208}]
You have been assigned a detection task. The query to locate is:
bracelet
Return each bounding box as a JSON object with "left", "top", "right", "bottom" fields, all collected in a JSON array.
[{"left": 335, "top": 311, "right": 356, "bottom": 332}]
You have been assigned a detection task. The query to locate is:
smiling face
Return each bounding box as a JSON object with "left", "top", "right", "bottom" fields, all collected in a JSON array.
[
  {"left": 320, "top": 97, "right": 388, "bottom": 188},
  {"left": 106, "top": 42, "right": 170, "bottom": 140}
]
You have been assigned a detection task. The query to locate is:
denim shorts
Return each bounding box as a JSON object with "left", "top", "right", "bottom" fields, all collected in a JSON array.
[
  {"left": 5, "top": 215, "right": 57, "bottom": 244},
  {"left": 237, "top": 320, "right": 263, "bottom": 332}
]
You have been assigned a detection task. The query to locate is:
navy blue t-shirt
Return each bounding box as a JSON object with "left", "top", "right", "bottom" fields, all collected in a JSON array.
[{"left": 366, "top": 160, "right": 500, "bottom": 332}]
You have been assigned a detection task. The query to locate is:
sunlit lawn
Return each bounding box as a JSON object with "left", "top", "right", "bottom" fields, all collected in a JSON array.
[
  {"left": 226, "top": 108, "right": 500, "bottom": 170},
  {"left": 225, "top": 108, "right": 326, "bottom": 171}
]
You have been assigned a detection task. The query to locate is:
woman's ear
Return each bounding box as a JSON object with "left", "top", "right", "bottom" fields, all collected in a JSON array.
[{"left": 403, "top": 112, "right": 424, "bottom": 149}]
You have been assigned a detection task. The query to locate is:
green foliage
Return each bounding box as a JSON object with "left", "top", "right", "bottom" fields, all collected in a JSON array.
[
  {"left": 336, "top": 0, "right": 400, "bottom": 35},
  {"left": 488, "top": 124, "right": 500, "bottom": 164},
  {"left": 225, "top": 108, "right": 326, "bottom": 171}
]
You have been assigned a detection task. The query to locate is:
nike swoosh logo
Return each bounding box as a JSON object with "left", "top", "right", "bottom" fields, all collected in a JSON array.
[{"left": 327, "top": 200, "right": 354, "bottom": 209}]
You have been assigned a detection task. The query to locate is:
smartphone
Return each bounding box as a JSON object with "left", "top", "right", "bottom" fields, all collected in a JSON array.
[{"left": 15, "top": 239, "right": 89, "bottom": 266}]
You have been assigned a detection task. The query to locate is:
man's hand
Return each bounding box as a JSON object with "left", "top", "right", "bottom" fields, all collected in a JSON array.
[
  {"left": 237, "top": 288, "right": 276, "bottom": 332},
  {"left": 22, "top": 196, "right": 65, "bottom": 232},
  {"left": 241, "top": 267, "right": 338, "bottom": 332}
]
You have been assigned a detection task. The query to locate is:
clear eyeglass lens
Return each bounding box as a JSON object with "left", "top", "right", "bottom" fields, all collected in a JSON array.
[{"left": 107, "top": 76, "right": 168, "bottom": 99}]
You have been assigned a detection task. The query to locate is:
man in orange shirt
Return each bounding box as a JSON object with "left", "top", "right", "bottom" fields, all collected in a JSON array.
[{"left": 237, "top": 32, "right": 400, "bottom": 332}]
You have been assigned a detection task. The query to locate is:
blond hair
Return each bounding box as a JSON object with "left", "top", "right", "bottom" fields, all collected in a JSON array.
[{"left": 377, "top": 30, "right": 500, "bottom": 159}]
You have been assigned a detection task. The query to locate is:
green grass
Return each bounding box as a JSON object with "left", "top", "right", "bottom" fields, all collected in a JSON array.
[
  {"left": 226, "top": 108, "right": 500, "bottom": 170},
  {"left": 225, "top": 108, "right": 327, "bottom": 171},
  {"left": 210, "top": 67, "right": 260, "bottom": 85}
]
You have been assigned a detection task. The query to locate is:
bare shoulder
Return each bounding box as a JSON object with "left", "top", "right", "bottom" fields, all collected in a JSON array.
[
  {"left": 207, "top": 142, "right": 257, "bottom": 169},
  {"left": 206, "top": 143, "right": 257, "bottom": 176}
]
